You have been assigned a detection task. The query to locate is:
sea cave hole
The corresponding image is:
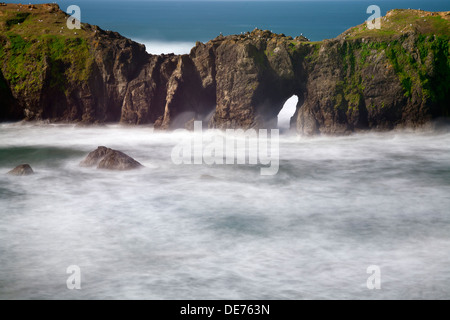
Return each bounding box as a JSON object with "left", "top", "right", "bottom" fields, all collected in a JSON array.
[{"left": 277, "top": 95, "right": 298, "bottom": 132}]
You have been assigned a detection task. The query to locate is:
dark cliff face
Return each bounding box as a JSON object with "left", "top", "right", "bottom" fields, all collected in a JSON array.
[
  {"left": 0, "top": 68, "right": 19, "bottom": 120},
  {"left": 0, "top": 4, "right": 449, "bottom": 134},
  {"left": 0, "top": 3, "right": 150, "bottom": 123},
  {"left": 297, "top": 33, "right": 450, "bottom": 135}
]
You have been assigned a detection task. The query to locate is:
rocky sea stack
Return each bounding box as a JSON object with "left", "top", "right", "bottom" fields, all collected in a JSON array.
[
  {"left": 7, "top": 164, "right": 34, "bottom": 176},
  {"left": 0, "top": 4, "right": 449, "bottom": 134},
  {"left": 80, "top": 146, "right": 143, "bottom": 171}
]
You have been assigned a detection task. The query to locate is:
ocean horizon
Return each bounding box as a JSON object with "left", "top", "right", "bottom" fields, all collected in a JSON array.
[{"left": 6, "top": 0, "right": 450, "bottom": 54}]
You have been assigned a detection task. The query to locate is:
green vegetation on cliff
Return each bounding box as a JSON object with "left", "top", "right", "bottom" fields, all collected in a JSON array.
[
  {"left": 386, "top": 35, "right": 449, "bottom": 105},
  {"left": 332, "top": 35, "right": 449, "bottom": 116},
  {"left": 343, "top": 9, "right": 450, "bottom": 39},
  {"left": 0, "top": 4, "right": 94, "bottom": 97},
  {"left": 0, "top": 33, "right": 93, "bottom": 94},
  {"left": 5, "top": 12, "right": 30, "bottom": 29},
  {"left": 327, "top": 9, "right": 450, "bottom": 118}
]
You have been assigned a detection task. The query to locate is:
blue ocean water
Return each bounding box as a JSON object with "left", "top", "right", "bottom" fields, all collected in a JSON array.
[{"left": 10, "top": 1, "right": 450, "bottom": 43}]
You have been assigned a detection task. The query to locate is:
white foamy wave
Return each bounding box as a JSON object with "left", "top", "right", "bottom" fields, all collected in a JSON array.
[
  {"left": 1, "top": 123, "right": 450, "bottom": 299},
  {"left": 135, "top": 39, "right": 196, "bottom": 55},
  {"left": 278, "top": 95, "right": 298, "bottom": 130}
]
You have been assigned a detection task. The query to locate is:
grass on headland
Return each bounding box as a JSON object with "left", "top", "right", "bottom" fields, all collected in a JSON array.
[
  {"left": 0, "top": 3, "right": 96, "bottom": 96},
  {"left": 341, "top": 9, "right": 450, "bottom": 40}
]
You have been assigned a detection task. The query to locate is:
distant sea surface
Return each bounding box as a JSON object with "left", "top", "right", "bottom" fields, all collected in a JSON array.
[{"left": 8, "top": 0, "right": 450, "bottom": 53}]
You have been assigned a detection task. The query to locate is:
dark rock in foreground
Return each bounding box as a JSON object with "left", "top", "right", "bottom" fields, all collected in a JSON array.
[
  {"left": 79, "top": 146, "right": 110, "bottom": 167},
  {"left": 8, "top": 164, "right": 34, "bottom": 176},
  {"left": 80, "top": 146, "right": 143, "bottom": 171}
]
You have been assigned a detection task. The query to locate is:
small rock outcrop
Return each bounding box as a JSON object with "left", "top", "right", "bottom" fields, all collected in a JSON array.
[
  {"left": 80, "top": 146, "right": 143, "bottom": 171},
  {"left": 7, "top": 164, "right": 34, "bottom": 176}
]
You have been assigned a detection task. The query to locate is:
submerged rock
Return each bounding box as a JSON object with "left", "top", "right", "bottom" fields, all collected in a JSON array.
[
  {"left": 80, "top": 146, "right": 143, "bottom": 171},
  {"left": 200, "top": 174, "right": 217, "bottom": 180},
  {"left": 7, "top": 164, "right": 34, "bottom": 176}
]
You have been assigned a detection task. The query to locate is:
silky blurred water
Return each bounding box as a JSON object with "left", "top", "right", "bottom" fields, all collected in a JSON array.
[{"left": 0, "top": 122, "right": 449, "bottom": 299}]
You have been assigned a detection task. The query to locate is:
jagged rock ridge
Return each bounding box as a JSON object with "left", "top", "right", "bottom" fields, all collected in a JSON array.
[{"left": 0, "top": 4, "right": 449, "bottom": 134}]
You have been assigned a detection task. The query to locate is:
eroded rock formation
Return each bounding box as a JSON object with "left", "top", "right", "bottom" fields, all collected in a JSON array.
[
  {"left": 7, "top": 164, "right": 34, "bottom": 176},
  {"left": 0, "top": 4, "right": 449, "bottom": 134},
  {"left": 80, "top": 146, "right": 143, "bottom": 171}
]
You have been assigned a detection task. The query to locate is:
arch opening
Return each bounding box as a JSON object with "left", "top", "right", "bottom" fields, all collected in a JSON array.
[{"left": 277, "top": 95, "right": 298, "bottom": 132}]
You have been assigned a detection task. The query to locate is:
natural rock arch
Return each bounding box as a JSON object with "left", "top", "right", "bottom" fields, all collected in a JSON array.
[{"left": 0, "top": 6, "right": 448, "bottom": 135}]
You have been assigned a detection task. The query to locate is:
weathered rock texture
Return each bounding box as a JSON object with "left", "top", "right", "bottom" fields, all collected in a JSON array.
[
  {"left": 0, "top": 4, "right": 449, "bottom": 134},
  {"left": 80, "top": 146, "right": 143, "bottom": 170},
  {"left": 7, "top": 164, "right": 34, "bottom": 176}
]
